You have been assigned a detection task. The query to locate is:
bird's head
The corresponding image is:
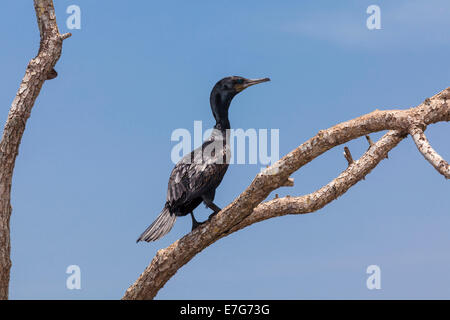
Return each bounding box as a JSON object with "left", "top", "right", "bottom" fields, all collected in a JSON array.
[{"left": 210, "top": 76, "right": 270, "bottom": 129}]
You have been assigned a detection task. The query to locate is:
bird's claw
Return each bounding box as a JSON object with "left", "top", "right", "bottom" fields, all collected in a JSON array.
[
  {"left": 208, "top": 211, "right": 218, "bottom": 220},
  {"left": 191, "top": 220, "right": 206, "bottom": 231}
]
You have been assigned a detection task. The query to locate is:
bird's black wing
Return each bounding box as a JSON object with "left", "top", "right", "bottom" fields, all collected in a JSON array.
[{"left": 166, "top": 137, "right": 229, "bottom": 209}]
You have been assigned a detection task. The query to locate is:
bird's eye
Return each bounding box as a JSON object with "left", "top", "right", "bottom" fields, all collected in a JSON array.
[{"left": 236, "top": 79, "right": 244, "bottom": 84}]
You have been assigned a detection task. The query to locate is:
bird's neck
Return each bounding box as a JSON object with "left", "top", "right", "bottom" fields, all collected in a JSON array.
[
  {"left": 211, "top": 94, "right": 232, "bottom": 131},
  {"left": 214, "top": 117, "right": 230, "bottom": 131}
]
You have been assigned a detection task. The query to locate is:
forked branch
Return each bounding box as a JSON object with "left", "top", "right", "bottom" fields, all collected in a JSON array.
[{"left": 123, "top": 87, "right": 449, "bottom": 300}]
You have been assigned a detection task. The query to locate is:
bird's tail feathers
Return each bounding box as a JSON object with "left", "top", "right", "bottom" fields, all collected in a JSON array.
[{"left": 136, "top": 207, "right": 176, "bottom": 242}]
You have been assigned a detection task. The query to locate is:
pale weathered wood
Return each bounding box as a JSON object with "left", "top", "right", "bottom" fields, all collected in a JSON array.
[
  {"left": 0, "top": 0, "right": 70, "bottom": 299},
  {"left": 221, "top": 130, "right": 404, "bottom": 235},
  {"left": 409, "top": 126, "right": 450, "bottom": 179},
  {"left": 123, "top": 87, "right": 449, "bottom": 300}
]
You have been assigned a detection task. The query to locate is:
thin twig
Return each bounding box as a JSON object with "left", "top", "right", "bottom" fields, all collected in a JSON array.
[{"left": 343, "top": 146, "right": 354, "bottom": 166}]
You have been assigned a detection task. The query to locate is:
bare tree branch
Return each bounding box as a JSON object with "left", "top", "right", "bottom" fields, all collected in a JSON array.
[
  {"left": 220, "top": 130, "right": 404, "bottom": 235},
  {"left": 365, "top": 135, "right": 375, "bottom": 148},
  {"left": 343, "top": 146, "right": 354, "bottom": 166},
  {"left": 123, "top": 87, "right": 449, "bottom": 300},
  {"left": 0, "top": 0, "right": 70, "bottom": 299},
  {"left": 409, "top": 126, "right": 450, "bottom": 179}
]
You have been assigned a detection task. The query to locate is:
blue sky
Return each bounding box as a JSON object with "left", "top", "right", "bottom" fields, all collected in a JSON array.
[{"left": 1, "top": 0, "right": 449, "bottom": 299}]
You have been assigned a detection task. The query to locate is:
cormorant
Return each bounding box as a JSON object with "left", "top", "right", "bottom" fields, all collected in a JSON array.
[{"left": 137, "top": 76, "right": 270, "bottom": 242}]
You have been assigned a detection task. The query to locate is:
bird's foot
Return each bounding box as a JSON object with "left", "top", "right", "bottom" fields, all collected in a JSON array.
[
  {"left": 190, "top": 212, "right": 206, "bottom": 230},
  {"left": 191, "top": 219, "right": 206, "bottom": 231},
  {"left": 208, "top": 211, "right": 218, "bottom": 220}
]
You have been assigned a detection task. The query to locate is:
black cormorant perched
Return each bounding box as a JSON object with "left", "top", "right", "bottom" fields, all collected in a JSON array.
[{"left": 137, "top": 76, "right": 270, "bottom": 242}]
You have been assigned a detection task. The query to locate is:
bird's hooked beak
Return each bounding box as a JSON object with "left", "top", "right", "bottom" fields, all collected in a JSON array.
[{"left": 235, "top": 77, "right": 271, "bottom": 92}]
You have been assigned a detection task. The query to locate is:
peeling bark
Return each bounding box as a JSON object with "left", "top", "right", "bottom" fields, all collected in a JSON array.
[
  {"left": 0, "top": 0, "right": 70, "bottom": 300},
  {"left": 123, "top": 87, "right": 449, "bottom": 300}
]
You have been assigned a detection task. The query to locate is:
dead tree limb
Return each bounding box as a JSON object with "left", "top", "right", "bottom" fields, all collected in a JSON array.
[
  {"left": 343, "top": 146, "right": 354, "bottom": 166},
  {"left": 221, "top": 130, "right": 404, "bottom": 235},
  {"left": 0, "top": 0, "right": 70, "bottom": 300},
  {"left": 409, "top": 126, "right": 450, "bottom": 179},
  {"left": 123, "top": 87, "right": 449, "bottom": 300},
  {"left": 365, "top": 135, "right": 375, "bottom": 148}
]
